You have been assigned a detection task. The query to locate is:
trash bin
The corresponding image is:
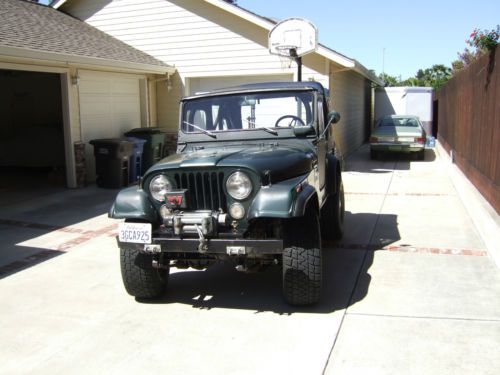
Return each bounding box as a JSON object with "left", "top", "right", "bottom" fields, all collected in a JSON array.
[
  {"left": 89, "top": 139, "right": 134, "bottom": 188},
  {"left": 126, "top": 137, "right": 147, "bottom": 184},
  {"left": 426, "top": 136, "right": 436, "bottom": 149},
  {"left": 124, "top": 127, "right": 165, "bottom": 171}
]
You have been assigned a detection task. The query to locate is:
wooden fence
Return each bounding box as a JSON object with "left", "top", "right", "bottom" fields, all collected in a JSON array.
[{"left": 437, "top": 45, "right": 499, "bottom": 213}]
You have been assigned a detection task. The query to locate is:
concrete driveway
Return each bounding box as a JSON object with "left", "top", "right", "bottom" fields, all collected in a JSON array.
[{"left": 0, "top": 145, "right": 499, "bottom": 375}]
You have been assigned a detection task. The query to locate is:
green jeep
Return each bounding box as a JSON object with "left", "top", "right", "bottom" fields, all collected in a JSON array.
[{"left": 109, "top": 81, "right": 345, "bottom": 306}]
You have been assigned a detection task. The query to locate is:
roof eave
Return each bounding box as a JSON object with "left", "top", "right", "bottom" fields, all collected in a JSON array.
[
  {"left": 204, "top": 0, "right": 383, "bottom": 84},
  {"left": 204, "top": 0, "right": 357, "bottom": 69},
  {"left": 352, "top": 60, "right": 384, "bottom": 86},
  {"left": 53, "top": 0, "right": 379, "bottom": 83},
  {"left": 50, "top": 0, "right": 67, "bottom": 9},
  {"left": 0, "top": 45, "right": 175, "bottom": 75}
]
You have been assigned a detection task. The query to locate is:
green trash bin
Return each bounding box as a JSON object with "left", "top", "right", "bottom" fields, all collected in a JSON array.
[
  {"left": 89, "top": 139, "right": 134, "bottom": 188},
  {"left": 124, "top": 128, "right": 166, "bottom": 172}
]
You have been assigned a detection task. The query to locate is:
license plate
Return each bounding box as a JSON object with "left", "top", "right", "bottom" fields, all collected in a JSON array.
[{"left": 118, "top": 222, "right": 152, "bottom": 244}]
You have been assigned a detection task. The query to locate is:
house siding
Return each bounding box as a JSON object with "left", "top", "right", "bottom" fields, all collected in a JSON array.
[
  {"left": 330, "top": 68, "right": 370, "bottom": 157},
  {"left": 61, "top": 0, "right": 329, "bottom": 131}
]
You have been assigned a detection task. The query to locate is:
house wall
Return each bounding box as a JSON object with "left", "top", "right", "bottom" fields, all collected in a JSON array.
[
  {"left": 329, "top": 68, "right": 371, "bottom": 157},
  {"left": 60, "top": 0, "right": 330, "bottom": 132}
]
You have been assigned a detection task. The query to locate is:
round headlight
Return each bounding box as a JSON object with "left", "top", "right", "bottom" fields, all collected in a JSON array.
[
  {"left": 226, "top": 171, "right": 252, "bottom": 200},
  {"left": 149, "top": 175, "right": 172, "bottom": 202},
  {"left": 229, "top": 203, "right": 246, "bottom": 220}
]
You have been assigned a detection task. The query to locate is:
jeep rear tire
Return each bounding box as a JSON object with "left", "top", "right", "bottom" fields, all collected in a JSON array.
[
  {"left": 120, "top": 247, "right": 169, "bottom": 299},
  {"left": 321, "top": 180, "right": 345, "bottom": 241},
  {"left": 282, "top": 206, "right": 322, "bottom": 306}
]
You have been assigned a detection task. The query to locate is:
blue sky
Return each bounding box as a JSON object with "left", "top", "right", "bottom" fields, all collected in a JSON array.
[{"left": 238, "top": 0, "right": 500, "bottom": 79}]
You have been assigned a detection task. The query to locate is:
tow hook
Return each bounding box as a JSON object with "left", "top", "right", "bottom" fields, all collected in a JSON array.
[{"left": 195, "top": 224, "right": 208, "bottom": 253}]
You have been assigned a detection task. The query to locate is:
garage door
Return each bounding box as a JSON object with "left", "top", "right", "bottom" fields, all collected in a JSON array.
[
  {"left": 79, "top": 71, "right": 143, "bottom": 181},
  {"left": 188, "top": 74, "right": 293, "bottom": 95}
]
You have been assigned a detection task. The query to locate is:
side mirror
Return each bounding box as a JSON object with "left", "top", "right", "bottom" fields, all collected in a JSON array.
[
  {"left": 293, "top": 125, "right": 316, "bottom": 137},
  {"left": 327, "top": 110, "right": 341, "bottom": 125},
  {"left": 320, "top": 110, "right": 341, "bottom": 139}
]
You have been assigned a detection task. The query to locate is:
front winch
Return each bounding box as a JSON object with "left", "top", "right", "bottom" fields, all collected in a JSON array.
[{"left": 166, "top": 211, "right": 218, "bottom": 236}]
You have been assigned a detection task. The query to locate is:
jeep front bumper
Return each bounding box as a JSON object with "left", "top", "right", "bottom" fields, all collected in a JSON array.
[{"left": 117, "top": 237, "right": 283, "bottom": 256}]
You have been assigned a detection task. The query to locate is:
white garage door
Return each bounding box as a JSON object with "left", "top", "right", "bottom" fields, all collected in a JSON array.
[
  {"left": 79, "top": 71, "right": 143, "bottom": 181},
  {"left": 188, "top": 74, "right": 293, "bottom": 95}
]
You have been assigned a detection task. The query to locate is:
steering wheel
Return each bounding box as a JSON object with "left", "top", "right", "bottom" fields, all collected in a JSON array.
[{"left": 275, "top": 115, "right": 305, "bottom": 128}]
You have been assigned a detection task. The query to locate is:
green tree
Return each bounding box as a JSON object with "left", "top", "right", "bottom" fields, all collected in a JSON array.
[
  {"left": 400, "top": 77, "right": 420, "bottom": 86},
  {"left": 377, "top": 65, "right": 451, "bottom": 90},
  {"left": 378, "top": 73, "right": 401, "bottom": 86},
  {"left": 410, "top": 65, "right": 451, "bottom": 90}
]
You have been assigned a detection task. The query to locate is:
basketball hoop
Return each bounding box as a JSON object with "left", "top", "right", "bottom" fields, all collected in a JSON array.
[
  {"left": 269, "top": 18, "right": 318, "bottom": 81},
  {"left": 269, "top": 18, "right": 318, "bottom": 58},
  {"left": 275, "top": 45, "right": 296, "bottom": 69}
]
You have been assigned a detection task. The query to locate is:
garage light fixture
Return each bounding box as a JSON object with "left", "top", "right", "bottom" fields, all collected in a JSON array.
[{"left": 152, "top": 74, "right": 173, "bottom": 92}]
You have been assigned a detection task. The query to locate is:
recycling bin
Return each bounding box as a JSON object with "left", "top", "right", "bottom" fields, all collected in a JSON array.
[
  {"left": 89, "top": 138, "right": 134, "bottom": 188},
  {"left": 124, "top": 127, "right": 165, "bottom": 171},
  {"left": 126, "top": 137, "right": 147, "bottom": 183}
]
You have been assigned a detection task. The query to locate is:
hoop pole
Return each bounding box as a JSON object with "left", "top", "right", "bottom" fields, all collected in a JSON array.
[
  {"left": 289, "top": 48, "right": 302, "bottom": 82},
  {"left": 296, "top": 56, "right": 302, "bottom": 82}
]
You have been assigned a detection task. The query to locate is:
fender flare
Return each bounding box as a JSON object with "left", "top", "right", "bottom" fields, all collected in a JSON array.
[
  {"left": 108, "top": 187, "right": 158, "bottom": 223},
  {"left": 291, "top": 184, "right": 319, "bottom": 217},
  {"left": 325, "top": 153, "right": 341, "bottom": 195},
  {"left": 247, "top": 175, "right": 318, "bottom": 219}
]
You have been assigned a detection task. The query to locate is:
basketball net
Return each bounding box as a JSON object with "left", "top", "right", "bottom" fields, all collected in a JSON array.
[{"left": 275, "top": 45, "right": 296, "bottom": 70}]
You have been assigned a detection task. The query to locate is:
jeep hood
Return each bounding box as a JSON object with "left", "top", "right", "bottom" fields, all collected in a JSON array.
[{"left": 147, "top": 144, "right": 316, "bottom": 183}]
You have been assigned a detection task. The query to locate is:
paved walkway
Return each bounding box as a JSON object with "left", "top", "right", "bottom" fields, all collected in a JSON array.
[
  {"left": 0, "top": 145, "right": 499, "bottom": 374},
  {"left": 325, "top": 145, "right": 500, "bottom": 374}
]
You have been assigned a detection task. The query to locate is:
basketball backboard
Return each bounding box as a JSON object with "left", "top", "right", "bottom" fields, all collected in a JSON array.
[{"left": 269, "top": 18, "right": 318, "bottom": 58}]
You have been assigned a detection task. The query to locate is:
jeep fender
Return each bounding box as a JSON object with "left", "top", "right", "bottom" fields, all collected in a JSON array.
[
  {"left": 108, "top": 187, "right": 158, "bottom": 222},
  {"left": 247, "top": 175, "right": 318, "bottom": 219},
  {"left": 325, "top": 153, "right": 341, "bottom": 195}
]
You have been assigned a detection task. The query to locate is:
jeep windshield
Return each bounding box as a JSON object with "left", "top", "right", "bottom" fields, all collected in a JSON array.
[{"left": 181, "top": 91, "right": 314, "bottom": 134}]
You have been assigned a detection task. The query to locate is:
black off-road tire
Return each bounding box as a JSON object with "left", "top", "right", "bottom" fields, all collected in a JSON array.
[
  {"left": 120, "top": 247, "right": 169, "bottom": 299},
  {"left": 321, "top": 180, "right": 345, "bottom": 241},
  {"left": 282, "top": 207, "right": 322, "bottom": 306}
]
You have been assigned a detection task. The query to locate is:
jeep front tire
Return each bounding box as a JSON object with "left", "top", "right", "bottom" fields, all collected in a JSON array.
[
  {"left": 282, "top": 206, "right": 322, "bottom": 306},
  {"left": 120, "top": 247, "right": 169, "bottom": 299}
]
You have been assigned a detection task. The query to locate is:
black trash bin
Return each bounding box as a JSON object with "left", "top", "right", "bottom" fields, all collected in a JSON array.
[
  {"left": 126, "top": 137, "right": 147, "bottom": 184},
  {"left": 124, "top": 127, "right": 165, "bottom": 171},
  {"left": 89, "top": 139, "right": 134, "bottom": 188}
]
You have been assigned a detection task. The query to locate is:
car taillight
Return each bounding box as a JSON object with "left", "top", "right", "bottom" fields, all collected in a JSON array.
[
  {"left": 415, "top": 137, "right": 425, "bottom": 144},
  {"left": 369, "top": 136, "right": 378, "bottom": 143}
]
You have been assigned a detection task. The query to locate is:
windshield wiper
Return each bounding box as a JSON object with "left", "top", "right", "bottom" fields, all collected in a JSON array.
[
  {"left": 261, "top": 127, "right": 278, "bottom": 135},
  {"left": 243, "top": 119, "right": 278, "bottom": 135},
  {"left": 182, "top": 121, "right": 216, "bottom": 138}
]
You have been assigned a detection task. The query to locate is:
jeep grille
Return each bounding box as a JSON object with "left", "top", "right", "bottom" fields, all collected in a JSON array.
[{"left": 174, "top": 172, "right": 226, "bottom": 211}]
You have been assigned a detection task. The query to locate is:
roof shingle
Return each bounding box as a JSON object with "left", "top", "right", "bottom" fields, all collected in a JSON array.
[{"left": 0, "top": 0, "right": 171, "bottom": 69}]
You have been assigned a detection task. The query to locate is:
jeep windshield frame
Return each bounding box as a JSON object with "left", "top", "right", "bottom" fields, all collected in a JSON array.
[{"left": 178, "top": 88, "right": 318, "bottom": 143}]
